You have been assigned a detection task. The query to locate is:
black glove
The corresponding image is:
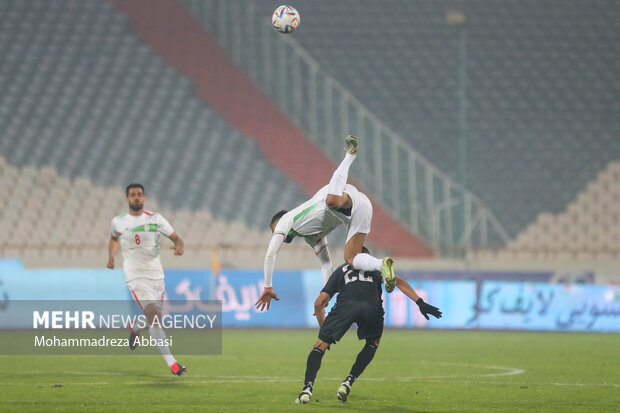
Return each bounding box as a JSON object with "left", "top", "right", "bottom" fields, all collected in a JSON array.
[{"left": 416, "top": 298, "right": 442, "bottom": 320}]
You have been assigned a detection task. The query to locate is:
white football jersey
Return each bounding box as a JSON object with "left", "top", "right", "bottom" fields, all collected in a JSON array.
[
  {"left": 273, "top": 184, "right": 354, "bottom": 247},
  {"left": 110, "top": 211, "right": 174, "bottom": 282}
]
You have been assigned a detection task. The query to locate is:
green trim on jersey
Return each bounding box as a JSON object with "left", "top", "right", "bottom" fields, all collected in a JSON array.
[
  {"left": 293, "top": 203, "right": 318, "bottom": 222},
  {"left": 129, "top": 224, "right": 158, "bottom": 233},
  {"left": 287, "top": 229, "right": 301, "bottom": 239}
]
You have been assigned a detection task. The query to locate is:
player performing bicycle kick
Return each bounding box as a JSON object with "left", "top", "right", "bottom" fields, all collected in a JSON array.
[{"left": 256, "top": 135, "right": 397, "bottom": 312}]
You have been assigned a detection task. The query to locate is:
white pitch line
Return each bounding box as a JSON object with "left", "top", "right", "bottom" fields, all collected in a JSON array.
[
  {"left": 123, "top": 379, "right": 302, "bottom": 385},
  {"left": 7, "top": 363, "right": 620, "bottom": 389},
  {"left": 146, "top": 364, "right": 525, "bottom": 380},
  {"left": 479, "top": 365, "right": 526, "bottom": 377},
  {"left": 551, "top": 382, "right": 620, "bottom": 388},
  {"left": 4, "top": 378, "right": 619, "bottom": 389},
  {"left": 435, "top": 379, "right": 620, "bottom": 388},
  {"left": 0, "top": 370, "right": 126, "bottom": 376},
  {"left": 0, "top": 382, "right": 111, "bottom": 386},
  {"left": 1, "top": 363, "right": 524, "bottom": 380},
  {"left": 13, "top": 365, "right": 619, "bottom": 389},
  {"left": 406, "top": 362, "right": 526, "bottom": 377}
]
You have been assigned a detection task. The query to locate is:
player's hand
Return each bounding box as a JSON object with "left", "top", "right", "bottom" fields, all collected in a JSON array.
[
  {"left": 170, "top": 245, "right": 184, "bottom": 256},
  {"left": 106, "top": 257, "right": 115, "bottom": 269},
  {"left": 255, "top": 287, "right": 279, "bottom": 311},
  {"left": 416, "top": 298, "right": 442, "bottom": 320}
]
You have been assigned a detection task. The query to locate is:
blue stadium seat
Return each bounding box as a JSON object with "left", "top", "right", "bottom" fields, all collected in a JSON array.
[
  {"left": 183, "top": 0, "right": 620, "bottom": 238},
  {"left": 0, "top": 0, "right": 309, "bottom": 231}
]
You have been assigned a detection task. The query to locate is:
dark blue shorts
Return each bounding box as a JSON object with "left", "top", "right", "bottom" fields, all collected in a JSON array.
[{"left": 318, "top": 300, "right": 384, "bottom": 344}]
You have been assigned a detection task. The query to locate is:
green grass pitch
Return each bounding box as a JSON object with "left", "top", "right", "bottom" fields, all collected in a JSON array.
[{"left": 1, "top": 329, "right": 619, "bottom": 412}]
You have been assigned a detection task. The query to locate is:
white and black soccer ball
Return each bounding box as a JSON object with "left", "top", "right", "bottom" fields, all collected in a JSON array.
[{"left": 272, "top": 5, "right": 300, "bottom": 34}]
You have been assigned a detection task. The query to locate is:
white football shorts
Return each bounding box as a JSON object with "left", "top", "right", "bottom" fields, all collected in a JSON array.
[
  {"left": 345, "top": 187, "right": 373, "bottom": 243},
  {"left": 126, "top": 278, "right": 165, "bottom": 311}
]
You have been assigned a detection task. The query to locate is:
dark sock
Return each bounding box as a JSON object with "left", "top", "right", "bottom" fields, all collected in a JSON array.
[
  {"left": 348, "top": 342, "right": 378, "bottom": 382},
  {"left": 304, "top": 348, "right": 325, "bottom": 388}
]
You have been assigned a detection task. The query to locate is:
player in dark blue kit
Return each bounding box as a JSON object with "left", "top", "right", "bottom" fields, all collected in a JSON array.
[{"left": 295, "top": 247, "right": 443, "bottom": 404}]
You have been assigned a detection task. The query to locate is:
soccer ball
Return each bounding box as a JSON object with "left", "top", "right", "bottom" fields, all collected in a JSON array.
[{"left": 272, "top": 5, "right": 300, "bottom": 34}]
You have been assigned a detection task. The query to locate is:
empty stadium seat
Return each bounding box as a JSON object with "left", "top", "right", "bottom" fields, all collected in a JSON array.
[
  {"left": 0, "top": 156, "right": 294, "bottom": 265},
  {"left": 505, "top": 161, "right": 620, "bottom": 257},
  {"left": 183, "top": 0, "right": 620, "bottom": 241},
  {"left": 0, "top": 0, "right": 310, "bottom": 241}
]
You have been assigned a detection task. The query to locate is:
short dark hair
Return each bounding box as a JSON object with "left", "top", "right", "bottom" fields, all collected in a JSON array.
[
  {"left": 270, "top": 209, "right": 288, "bottom": 228},
  {"left": 126, "top": 183, "right": 145, "bottom": 197}
]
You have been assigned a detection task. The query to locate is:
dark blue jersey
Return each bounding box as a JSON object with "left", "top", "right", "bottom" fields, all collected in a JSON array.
[{"left": 321, "top": 263, "right": 383, "bottom": 307}]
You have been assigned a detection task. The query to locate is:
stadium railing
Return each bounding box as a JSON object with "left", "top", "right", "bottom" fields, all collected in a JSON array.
[{"left": 182, "top": 0, "right": 511, "bottom": 257}]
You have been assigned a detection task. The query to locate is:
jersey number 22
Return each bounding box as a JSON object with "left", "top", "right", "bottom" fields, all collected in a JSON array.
[{"left": 343, "top": 264, "right": 373, "bottom": 284}]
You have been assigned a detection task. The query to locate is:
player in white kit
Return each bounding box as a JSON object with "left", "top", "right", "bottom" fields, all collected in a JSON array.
[
  {"left": 255, "top": 135, "right": 396, "bottom": 312},
  {"left": 107, "top": 183, "right": 187, "bottom": 376}
]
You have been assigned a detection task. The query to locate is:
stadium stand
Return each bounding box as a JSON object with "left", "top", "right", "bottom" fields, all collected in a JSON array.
[
  {"left": 0, "top": 0, "right": 347, "bottom": 267},
  {"left": 0, "top": 155, "right": 323, "bottom": 268},
  {"left": 504, "top": 162, "right": 620, "bottom": 259},
  {"left": 0, "top": 0, "right": 309, "bottom": 231},
  {"left": 0, "top": 0, "right": 432, "bottom": 261},
  {"left": 2, "top": 0, "right": 617, "bottom": 263},
  {"left": 107, "top": 0, "right": 433, "bottom": 257},
  {"left": 183, "top": 0, "right": 620, "bottom": 240}
]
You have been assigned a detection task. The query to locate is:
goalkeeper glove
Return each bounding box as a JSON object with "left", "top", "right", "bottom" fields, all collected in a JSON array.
[{"left": 415, "top": 298, "right": 442, "bottom": 320}]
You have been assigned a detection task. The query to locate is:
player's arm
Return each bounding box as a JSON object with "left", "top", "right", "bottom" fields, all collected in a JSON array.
[
  {"left": 158, "top": 214, "right": 183, "bottom": 256},
  {"left": 395, "top": 276, "right": 442, "bottom": 320},
  {"left": 168, "top": 232, "right": 184, "bottom": 256},
  {"left": 395, "top": 276, "right": 420, "bottom": 301},
  {"left": 311, "top": 238, "right": 332, "bottom": 286},
  {"left": 313, "top": 268, "right": 340, "bottom": 326},
  {"left": 255, "top": 234, "right": 285, "bottom": 311},
  {"left": 263, "top": 233, "right": 285, "bottom": 288},
  {"left": 107, "top": 234, "right": 119, "bottom": 269},
  {"left": 313, "top": 292, "right": 331, "bottom": 327}
]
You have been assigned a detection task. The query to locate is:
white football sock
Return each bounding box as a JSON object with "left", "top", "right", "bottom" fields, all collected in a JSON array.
[
  {"left": 352, "top": 253, "right": 382, "bottom": 272},
  {"left": 132, "top": 321, "right": 148, "bottom": 334},
  {"left": 328, "top": 152, "right": 356, "bottom": 195},
  {"left": 149, "top": 325, "right": 177, "bottom": 366}
]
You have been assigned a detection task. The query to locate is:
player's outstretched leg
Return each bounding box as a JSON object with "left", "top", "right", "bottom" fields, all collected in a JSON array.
[
  {"left": 348, "top": 241, "right": 396, "bottom": 293},
  {"left": 337, "top": 340, "right": 379, "bottom": 402},
  {"left": 296, "top": 344, "right": 327, "bottom": 403},
  {"left": 149, "top": 322, "right": 187, "bottom": 375},
  {"left": 144, "top": 305, "right": 187, "bottom": 376},
  {"left": 327, "top": 135, "right": 358, "bottom": 203}
]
